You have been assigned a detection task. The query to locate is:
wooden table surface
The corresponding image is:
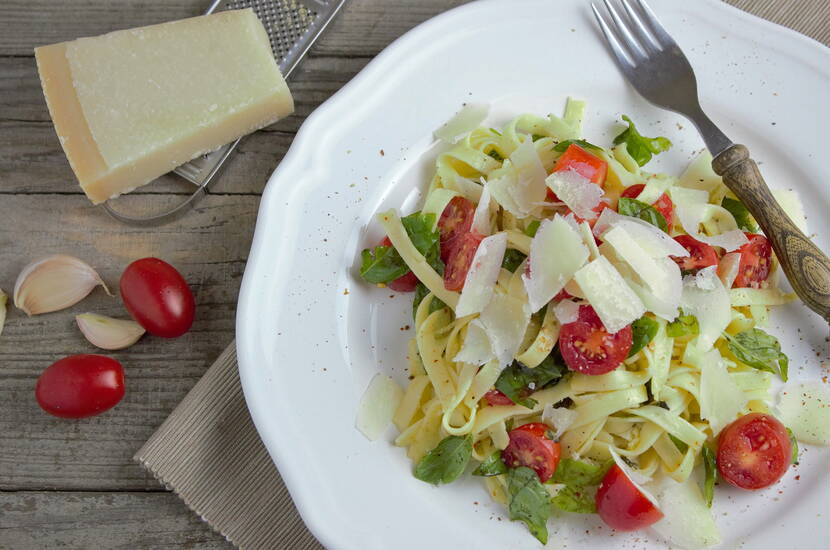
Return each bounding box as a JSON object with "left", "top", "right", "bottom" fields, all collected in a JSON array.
[{"left": 0, "top": 1, "right": 466, "bottom": 548}]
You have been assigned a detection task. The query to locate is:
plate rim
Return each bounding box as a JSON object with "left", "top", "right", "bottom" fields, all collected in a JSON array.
[{"left": 236, "top": 1, "right": 830, "bottom": 548}]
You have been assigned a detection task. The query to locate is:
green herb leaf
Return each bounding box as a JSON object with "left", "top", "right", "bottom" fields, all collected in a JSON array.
[
  {"left": 487, "top": 149, "right": 504, "bottom": 162},
  {"left": 669, "top": 434, "right": 689, "bottom": 453},
  {"left": 550, "top": 458, "right": 612, "bottom": 514},
  {"left": 494, "top": 351, "right": 567, "bottom": 409},
  {"left": 360, "top": 212, "right": 442, "bottom": 284},
  {"left": 667, "top": 314, "right": 700, "bottom": 338},
  {"left": 414, "top": 435, "right": 472, "bottom": 485},
  {"left": 502, "top": 249, "right": 527, "bottom": 273},
  {"left": 412, "top": 282, "right": 447, "bottom": 321},
  {"left": 702, "top": 446, "right": 717, "bottom": 508},
  {"left": 787, "top": 427, "right": 799, "bottom": 465},
  {"left": 472, "top": 451, "right": 508, "bottom": 477},
  {"left": 359, "top": 246, "right": 409, "bottom": 284},
  {"left": 629, "top": 316, "right": 659, "bottom": 357},
  {"left": 531, "top": 133, "right": 545, "bottom": 142},
  {"left": 524, "top": 220, "right": 541, "bottom": 238},
  {"left": 553, "top": 138, "right": 603, "bottom": 153},
  {"left": 612, "top": 115, "right": 672, "bottom": 166},
  {"left": 617, "top": 197, "right": 669, "bottom": 232},
  {"left": 724, "top": 328, "right": 789, "bottom": 381},
  {"left": 507, "top": 466, "right": 551, "bottom": 544},
  {"left": 721, "top": 197, "right": 759, "bottom": 233}
]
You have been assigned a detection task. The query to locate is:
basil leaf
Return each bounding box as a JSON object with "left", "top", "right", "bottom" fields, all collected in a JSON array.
[
  {"left": 612, "top": 115, "right": 672, "bottom": 166},
  {"left": 669, "top": 434, "right": 689, "bottom": 454},
  {"left": 531, "top": 133, "right": 545, "bottom": 142},
  {"left": 401, "top": 212, "right": 443, "bottom": 275},
  {"left": 721, "top": 197, "right": 759, "bottom": 233},
  {"left": 472, "top": 451, "right": 508, "bottom": 477},
  {"left": 524, "top": 220, "right": 541, "bottom": 237},
  {"left": 414, "top": 435, "right": 472, "bottom": 485},
  {"left": 553, "top": 138, "right": 603, "bottom": 153},
  {"left": 359, "top": 246, "right": 409, "bottom": 284},
  {"left": 494, "top": 351, "right": 567, "bottom": 409},
  {"left": 502, "top": 249, "right": 527, "bottom": 273},
  {"left": 412, "top": 282, "right": 447, "bottom": 321},
  {"left": 507, "top": 466, "right": 551, "bottom": 544},
  {"left": 787, "top": 427, "right": 799, "bottom": 465},
  {"left": 629, "top": 316, "right": 659, "bottom": 357},
  {"left": 617, "top": 197, "right": 669, "bottom": 232},
  {"left": 724, "top": 328, "right": 789, "bottom": 381},
  {"left": 667, "top": 314, "right": 700, "bottom": 338},
  {"left": 550, "top": 458, "right": 612, "bottom": 514},
  {"left": 702, "top": 446, "right": 717, "bottom": 508}
]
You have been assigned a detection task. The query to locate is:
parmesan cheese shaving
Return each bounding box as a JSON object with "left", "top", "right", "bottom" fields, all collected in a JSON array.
[
  {"left": 553, "top": 299, "right": 580, "bottom": 324},
  {"left": 771, "top": 188, "right": 809, "bottom": 234},
  {"left": 542, "top": 405, "right": 578, "bottom": 440},
  {"left": 691, "top": 346, "right": 746, "bottom": 436},
  {"left": 672, "top": 190, "right": 748, "bottom": 251},
  {"left": 649, "top": 476, "right": 721, "bottom": 550},
  {"left": 545, "top": 169, "right": 604, "bottom": 220},
  {"left": 479, "top": 291, "right": 531, "bottom": 366},
  {"left": 356, "top": 374, "right": 404, "bottom": 441},
  {"left": 678, "top": 150, "right": 722, "bottom": 196},
  {"left": 680, "top": 266, "right": 730, "bottom": 349},
  {"left": 574, "top": 256, "right": 645, "bottom": 333},
  {"left": 434, "top": 103, "right": 489, "bottom": 143},
  {"left": 778, "top": 381, "right": 830, "bottom": 445},
  {"left": 453, "top": 319, "right": 496, "bottom": 365},
  {"left": 471, "top": 186, "right": 492, "bottom": 236},
  {"left": 455, "top": 232, "right": 507, "bottom": 317},
  {"left": 717, "top": 252, "right": 741, "bottom": 289},
  {"left": 522, "top": 215, "right": 589, "bottom": 313}
]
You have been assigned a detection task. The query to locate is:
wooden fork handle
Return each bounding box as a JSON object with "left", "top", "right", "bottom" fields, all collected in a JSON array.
[{"left": 713, "top": 144, "right": 830, "bottom": 323}]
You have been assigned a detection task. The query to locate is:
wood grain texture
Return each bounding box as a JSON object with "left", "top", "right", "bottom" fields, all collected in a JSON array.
[
  {"left": 0, "top": 492, "right": 230, "bottom": 549},
  {"left": 713, "top": 144, "right": 830, "bottom": 322}
]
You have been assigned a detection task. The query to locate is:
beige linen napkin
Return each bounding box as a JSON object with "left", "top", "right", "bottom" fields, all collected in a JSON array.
[{"left": 135, "top": 2, "right": 830, "bottom": 548}]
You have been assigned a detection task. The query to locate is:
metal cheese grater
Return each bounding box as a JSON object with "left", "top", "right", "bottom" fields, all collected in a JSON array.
[{"left": 103, "top": 0, "right": 346, "bottom": 225}]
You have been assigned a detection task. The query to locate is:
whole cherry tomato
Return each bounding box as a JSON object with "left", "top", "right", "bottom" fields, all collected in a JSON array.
[
  {"left": 35, "top": 355, "right": 125, "bottom": 418},
  {"left": 120, "top": 258, "right": 195, "bottom": 338}
]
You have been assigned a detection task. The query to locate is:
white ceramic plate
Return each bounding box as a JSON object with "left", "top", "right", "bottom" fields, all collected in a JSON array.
[{"left": 237, "top": 1, "right": 830, "bottom": 548}]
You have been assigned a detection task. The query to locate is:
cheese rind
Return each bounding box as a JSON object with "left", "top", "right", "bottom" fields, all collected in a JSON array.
[{"left": 35, "top": 9, "right": 294, "bottom": 204}]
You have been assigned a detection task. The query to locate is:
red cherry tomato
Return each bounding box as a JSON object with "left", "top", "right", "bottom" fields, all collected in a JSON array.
[
  {"left": 620, "top": 184, "right": 674, "bottom": 232},
  {"left": 559, "top": 305, "right": 632, "bottom": 375},
  {"left": 554, "top": 288, "right": 573, "bottom": 301},
  {"left": 443, "top": 231, "right": 484, "bottom": 291},
  {"left": 437, "top": 196, "right": 475, "bottom": 262},
  {"left": 546, "top": 144, "right": 608, "bottom": 202},
  {"left": 733, "top": 233, "right": 772, "bottom": 289},
  {"left": 120, "top": 258, "right": 196, "bottom": 338},
  {"left": 484, "top": 389, "right": 515, "bottom": 406},
  {"left": 717, "top": 413, "right": 791, "bottom": 490},
  {"left": 554, "top": 144, "right": 608, "bottom": 185},
  {"left": 35, "top": 355, "right": 125, "bottom": 419},
  {"left": 670, "top": 235, "right": 720, "bottom": 272},
  {"left": 502, "top": 423, "right": 561, "bottom": 482},
  {"left": 379, "top": 237, "right": 418, "bottom": 292},
  {"left": 596, "top": 464, "right": 663, "bottom": 531}
]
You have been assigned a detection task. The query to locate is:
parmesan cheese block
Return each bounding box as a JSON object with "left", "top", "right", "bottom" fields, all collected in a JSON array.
[{"left": 35, "top": 9, "right": 294, "bottom": 204}]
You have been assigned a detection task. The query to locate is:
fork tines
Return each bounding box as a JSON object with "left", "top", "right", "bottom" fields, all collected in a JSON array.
[{"left": 591, "top": 0, "right": 676, "bottom": 66}]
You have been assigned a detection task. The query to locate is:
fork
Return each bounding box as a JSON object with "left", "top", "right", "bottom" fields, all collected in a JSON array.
[{"left": 592, "top": 0, "right": 830, "bottom": 323}]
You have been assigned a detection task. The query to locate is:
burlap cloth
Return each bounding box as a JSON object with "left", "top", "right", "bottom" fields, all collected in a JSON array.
[{"left": 134, "top": 2, "right": 830, "bottom": 548}]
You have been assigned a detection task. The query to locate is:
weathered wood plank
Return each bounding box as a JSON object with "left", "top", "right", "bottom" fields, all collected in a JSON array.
[
  {"left": 0, "top": 54, "right": 368, "bottom": 195},
  {"left": 0, "top": 491, "right": 232, "bottom": 549},
  {"left": 0, "top": 0, "right": 469, "bottom": 57},
  {"left": 0, "top": 194, "right": 258, "bottom": 490}
]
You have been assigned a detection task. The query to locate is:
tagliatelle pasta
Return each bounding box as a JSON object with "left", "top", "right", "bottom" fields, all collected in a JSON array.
[{"left": 357, "top": 99, "right": 801, "bottom": 548}]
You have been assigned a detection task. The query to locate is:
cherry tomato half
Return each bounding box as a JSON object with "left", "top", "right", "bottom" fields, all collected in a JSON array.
[
  {"left": 120, "top": 258, "right": 196, "bottom": 338},
  {"left": 379, "top": 237, "right": 418, "bottom": 292},
  {"left": 437, "top": 196, "right": 475, "bottom": 262},
  {"left": 717, "top": 413, "right": 791, "bottom": 490},
  {"left": 733, "top": 233, "right": 772, "bottom": 289},
  {"left": 546, "top": 143, "right": 608, "bottom": 202},
  {"left": 35, "top": 355, "right": 125, "bottom": 419},
  {"left": 483, "top": 389, "right": 515, "bottom": 406},
  {"left": 670, "top": 235, "right": 719, "bottom": 272},
  {"left": 559, "top": 305, "right": 632, "bottom": 375},
  {"left": 620, "top": 184, "right": 674, "bottom": 232},
  {"left": 443, "top": 231, "right": 484, "bottom": 291},
  {"left": 502, "top": 423, "right": 561, "bottom": 482},
  {"left": 596, "top": 464, "right": 664, "bottom": 531}
]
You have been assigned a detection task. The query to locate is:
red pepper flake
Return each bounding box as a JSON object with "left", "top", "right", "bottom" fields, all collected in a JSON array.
[
  {"left": 795, "top": 475, "right": 801, "bottom": 480},
  {"left": 380, "top": 149, "right": 385, "bottom": 156}
]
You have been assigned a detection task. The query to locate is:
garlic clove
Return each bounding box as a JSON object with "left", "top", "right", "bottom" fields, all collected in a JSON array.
[
  {"left": 0, "top": 289, "right": 7, "bottom": 338},
  {"left": 14, "top": 255, "right": 112, "bottom": 316},
  {"left": 76, "top": 313, "right": 145, "bottom": 350}
]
